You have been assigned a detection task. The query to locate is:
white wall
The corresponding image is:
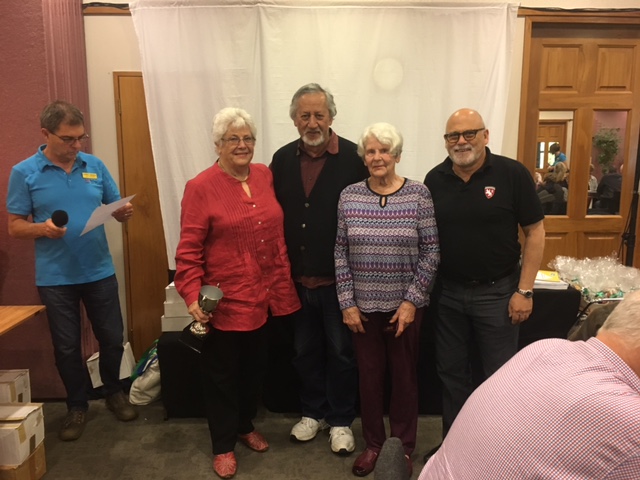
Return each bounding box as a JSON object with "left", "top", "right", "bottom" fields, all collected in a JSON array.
[
  {"left": 83, "top": 0, "right": 640, "bottom": 322},
  {"left": 84, "top": 13, "right": 141, "bottom": 328}
]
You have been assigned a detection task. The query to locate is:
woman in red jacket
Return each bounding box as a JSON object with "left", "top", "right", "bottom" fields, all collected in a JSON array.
[{"left": 174, "top": 107, "right": 300, "bottom": 479}]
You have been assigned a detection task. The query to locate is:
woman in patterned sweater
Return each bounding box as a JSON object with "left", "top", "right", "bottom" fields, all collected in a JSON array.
[{"left": 335, "top": 122, "right": 440, "bottom": 477}]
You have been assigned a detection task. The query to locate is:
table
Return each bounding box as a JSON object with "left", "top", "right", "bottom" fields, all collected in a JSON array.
[
  {"left": 157, "top": 331, "right": 205, "bottom": 418},
  {"left": 0, "top": 306, "right": 46, "bottom": 336},
  {"left": 157, "top": 287, "right": 582, "bottom": 417},
  {"left": 518, "top": 287, "right": 581, "bottom": 350}
]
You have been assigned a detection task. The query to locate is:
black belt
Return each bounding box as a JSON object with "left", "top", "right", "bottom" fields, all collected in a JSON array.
[{"left": 445, "top": 265, "right": 518, "bottom": 286}]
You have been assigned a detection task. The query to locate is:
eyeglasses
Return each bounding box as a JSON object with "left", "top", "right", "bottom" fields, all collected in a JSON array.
[
  {"left": 50, "top": 132, "right": 90, "bottom": 145},
  {"left": 221, "top": 136, "right": 256, "bottom": 147},
  {"left": 443, "top": 128, "right": 485, "bottom": 144}
]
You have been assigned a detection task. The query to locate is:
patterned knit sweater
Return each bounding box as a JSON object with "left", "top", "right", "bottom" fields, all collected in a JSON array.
[{"left": 335, "top": 178, "right": 440, "bottom": 313}]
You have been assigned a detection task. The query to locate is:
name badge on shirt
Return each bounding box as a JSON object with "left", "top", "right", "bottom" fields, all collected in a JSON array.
[{"left": 82, "top": 172, "right": 98, "bottom": 180}]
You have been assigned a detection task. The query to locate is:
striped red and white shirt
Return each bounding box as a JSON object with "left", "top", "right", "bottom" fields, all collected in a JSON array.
[{"left": 420, "top": 337, "right": 640, "bottom": 480}]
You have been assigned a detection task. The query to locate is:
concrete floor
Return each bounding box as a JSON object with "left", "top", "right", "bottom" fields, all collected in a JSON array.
[{"left": 41, "top": 400, "right": 442, "bottom": 479}]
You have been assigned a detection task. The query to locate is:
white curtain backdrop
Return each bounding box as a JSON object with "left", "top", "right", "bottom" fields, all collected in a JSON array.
[{"left": 130, "top": 0, "right": 518, "bottom": 269}]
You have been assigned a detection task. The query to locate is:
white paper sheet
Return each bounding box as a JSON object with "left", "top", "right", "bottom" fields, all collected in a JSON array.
[{"left": 80, "top": 195, "right": 136, "bottom": 236}]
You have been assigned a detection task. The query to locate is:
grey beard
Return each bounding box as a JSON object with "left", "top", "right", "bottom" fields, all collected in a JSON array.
[{"left": 302, "top": 132, "right": 325, "bottom": 147}]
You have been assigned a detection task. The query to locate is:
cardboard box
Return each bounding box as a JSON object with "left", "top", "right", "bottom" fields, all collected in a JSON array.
[
  {"left": 165, "top": 282, "right": 183, "bottom": 303},
  {"left": 0, "top": 403, "right": 44, "bottom": 467},
  {"left": 86, "top": 342, "right": 136, "bottom": 388},
  {"left": 161, "top": 315, "right": 192, "bottom": 332},
  {"left": 0, "top": 442, "right": 46, "bottom": 480},
  {"left": 0, "top": 371, "right": 30, "bottom": 404},
  {"left": 163, "top": 301, "right": 189, "bottom": 318}
]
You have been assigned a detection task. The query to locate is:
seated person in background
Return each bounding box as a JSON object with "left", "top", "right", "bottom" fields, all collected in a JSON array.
[
  {"left": 533, "top": 171, "right": 543, "bottom": 188},
  {"left": 536, "top": 168, "right": 566, "bottom": 215},
  {"left": 552, "top": 161, "right": 569, "bottom": 189},
  {"left": 588, "top": 163, "right": 599, "bottom": 209},
  {"left": 596, "top": 165, "right": 623, "bottom": 213},
  {"left": 419, "top": 289, "right": 640, "bottom": 480},
  {"left": 588, "top": 163, "right": 598, "bottom": 192},
  {"left": 549, "top": 142, "right": 567, "bottom": 165}
]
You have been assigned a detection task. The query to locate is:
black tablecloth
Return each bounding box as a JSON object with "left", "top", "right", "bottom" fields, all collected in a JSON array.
[{"left": 158, "top": 287, "right": 581, "bottom": 418}]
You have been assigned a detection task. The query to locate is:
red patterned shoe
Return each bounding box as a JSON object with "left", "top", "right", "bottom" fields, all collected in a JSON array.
[
  {"left": 213, "top": 452, "right": 237, "bottom": 479},
  {"left": 238, "top": 430, "right": 269, "bottom": 452}
]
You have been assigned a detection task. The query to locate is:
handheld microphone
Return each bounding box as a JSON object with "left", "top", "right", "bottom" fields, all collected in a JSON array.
[
  {"left": 375, "top": 437, "right": 409, "bottom": 480},
  {"left": 51, "top": 210, "right": 69, "bottom": 228}
]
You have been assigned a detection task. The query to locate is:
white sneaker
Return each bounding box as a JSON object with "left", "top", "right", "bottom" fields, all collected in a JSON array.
[
  {"left": 329, "top": 426, "right": 355, "bottom": 455},
  {"left": 290, "top": 416, "right": 329, "bottom": 442}
]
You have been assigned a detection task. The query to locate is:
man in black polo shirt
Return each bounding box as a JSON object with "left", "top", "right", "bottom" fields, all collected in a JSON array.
[
  {"left": 271, "top": 83, "right": 368, "bottom": 456},
  {"left": 422, "top": 108, "right": 545, "bottom": 460}
]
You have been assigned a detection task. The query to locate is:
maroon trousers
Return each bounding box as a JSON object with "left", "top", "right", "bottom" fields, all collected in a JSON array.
[{"left": 352, "top": 308, "right": 423, "bottom": 456}]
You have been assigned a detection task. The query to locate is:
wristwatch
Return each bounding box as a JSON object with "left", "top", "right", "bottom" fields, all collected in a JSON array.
[{"left": 516, "top": 288, "right": 534, "bottom": 298}]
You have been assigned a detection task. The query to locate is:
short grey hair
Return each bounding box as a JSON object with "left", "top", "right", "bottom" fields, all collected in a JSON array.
[
  {"left": 212, "top": 107, "right": 257, "bottom": 153},
  {"left": 357, "top": 122, "right": 403, "bottom": 158},
  {"left": 289, "top": 83, "right": 337, "bottom": 121},
  {"left": 599, "top": 290, "right": 640, "bottom": 347},
  {"left": 40, "top": 100, "right": 84, "bottom": 133}
]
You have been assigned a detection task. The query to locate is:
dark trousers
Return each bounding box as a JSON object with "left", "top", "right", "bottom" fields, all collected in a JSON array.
[
  {"left": 352, "top": 309, "right": 423, "bottom": 456},
  {"left": 434, "top": 271, "right": 520, "bottom": 436},
  {"left": 292, "top": 283, "right": 357, "bottom": 426},
  {"left": 38, "top": 274, "right": 125, "bottom": 410},
  {"left": 200, "top": 324, "right": 268, "bottom": 454}
]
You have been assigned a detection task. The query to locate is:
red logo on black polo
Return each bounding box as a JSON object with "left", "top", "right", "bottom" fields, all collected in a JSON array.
[{"left": 484, "top": 187, "right": 496, "bottom": 199}]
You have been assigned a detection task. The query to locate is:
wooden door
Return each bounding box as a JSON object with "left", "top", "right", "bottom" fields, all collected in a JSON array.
[
  {"left": 519, "top": 17, "right": 640, "bottom": 270},
  {"left": 113, "top": 72, "right": 167, "bottom": 358}
]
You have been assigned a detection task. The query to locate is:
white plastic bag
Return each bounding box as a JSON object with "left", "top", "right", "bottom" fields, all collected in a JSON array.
[
  {"left": 129, "top": 356, "right": 161, "bottom": 405},
  {"left": 129, "top": 340, "right": 161, "bottom": 405}
]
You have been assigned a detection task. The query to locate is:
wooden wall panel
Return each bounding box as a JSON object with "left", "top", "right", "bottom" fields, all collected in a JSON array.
[
  {"left": 596, "top": 46, "right": 635, "bottom": 91},
  {"left": 540, "top": 45, "right": 582, "bottom": 92},
  {"left": 579, "top": 232, "right": 621, "bottom": 259},
  {"left": 540, "top": 232, "right": 572, "bottom": 270}
]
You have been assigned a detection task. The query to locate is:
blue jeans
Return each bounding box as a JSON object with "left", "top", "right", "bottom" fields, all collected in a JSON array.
[
  {"left": 292, "top": 284, "right": 357, "bottom": 426},
  {"left": 38, "top": 274, "right": 125, "bottom": 410},
  {"left": 434, "top": 271, "right": 520, "bottom": 436}
]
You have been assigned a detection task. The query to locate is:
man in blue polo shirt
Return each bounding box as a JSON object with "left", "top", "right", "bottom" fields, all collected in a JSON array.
[
  {"left": 422, "top": 108, "right": 545, "bottom": 461},
  {"left": 6, "top": 101, "right": 138, "bottom": 441}
]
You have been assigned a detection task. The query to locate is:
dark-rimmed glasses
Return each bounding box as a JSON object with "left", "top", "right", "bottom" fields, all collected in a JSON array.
[
  {"left": 443, "top": 128, "right": 485, "bottom": 144},
  {"left": 221, "top": 136, "right": 256, "bottom": 147},
  {"left": 50, "top": 132, "right": 90, "bottom": 145}
]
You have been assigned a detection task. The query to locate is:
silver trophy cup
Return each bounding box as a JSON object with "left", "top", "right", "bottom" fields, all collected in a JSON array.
[{"left": 180, "top": 284, "right": 223, "bottom": 353}]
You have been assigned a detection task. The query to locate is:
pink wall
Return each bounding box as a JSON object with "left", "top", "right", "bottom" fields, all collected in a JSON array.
[
  {"left": 592, "top": 110, "right": 627, "bottom": 179},
  {"left": 0, "top": 0, "right": 93, "bottom": 399}
]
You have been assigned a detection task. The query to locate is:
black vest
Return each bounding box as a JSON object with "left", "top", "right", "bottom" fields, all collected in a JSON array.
[{"left": 271, "top": 137, "right": 368, "bottom": 278}]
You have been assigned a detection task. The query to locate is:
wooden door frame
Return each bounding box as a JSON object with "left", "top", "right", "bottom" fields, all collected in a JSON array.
[
  {"left": 518, "top": 12, "right": 640, "bottom": 268},
  {"left": 112, "top": 72, "right": 168, "bottom": 357},
  {"left": 114, "top": 73, "right": 133, "bottom": 335}
]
